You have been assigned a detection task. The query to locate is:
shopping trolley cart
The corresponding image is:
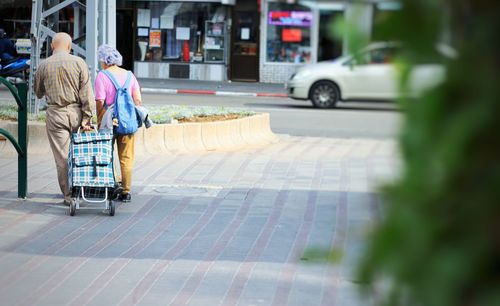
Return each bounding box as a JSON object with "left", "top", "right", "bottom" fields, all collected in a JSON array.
[{"left": 68, "top": 127, "right": 116, "bottom": 216}]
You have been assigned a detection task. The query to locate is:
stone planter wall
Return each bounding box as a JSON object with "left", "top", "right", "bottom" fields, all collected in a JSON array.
[{"left": 0, "top": 113, "right": 278, "bottom": 155}]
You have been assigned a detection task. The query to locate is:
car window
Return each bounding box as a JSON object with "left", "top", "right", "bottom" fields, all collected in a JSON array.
[
  {"left": 343, "top": 46, "right": 399, "bottom": 66},
  {"left": 368, "top": 47, "right": 397, "bottom": 64}
]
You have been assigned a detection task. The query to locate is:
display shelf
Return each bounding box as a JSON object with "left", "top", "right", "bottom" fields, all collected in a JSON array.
[{"left": 204, "top": 21, "right": 226, "bottom": 63}]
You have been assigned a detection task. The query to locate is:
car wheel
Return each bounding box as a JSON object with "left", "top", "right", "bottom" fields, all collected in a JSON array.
[{"left": 310, "top": 81, "right": 339, "bottom": 108}]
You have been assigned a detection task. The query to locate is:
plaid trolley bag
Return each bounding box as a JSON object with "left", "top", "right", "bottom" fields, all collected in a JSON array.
[{"left": 68, "top": 128, "right": 116, "bottom": 216}]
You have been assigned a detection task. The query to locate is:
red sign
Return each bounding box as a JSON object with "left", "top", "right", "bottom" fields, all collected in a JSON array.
[{"left": 282, "top": 29, "right": 302, "bottom": 42}]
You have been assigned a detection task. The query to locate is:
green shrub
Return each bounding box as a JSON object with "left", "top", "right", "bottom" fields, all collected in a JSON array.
[
  {"left": 0, "top": 103, "right": 46, "bottom": 122},
  {"left": 357, "top": 1, "right": 500, "bottom": 306},
  {"left": 0, "top": 103, "right": 255, "bottom": 124}
]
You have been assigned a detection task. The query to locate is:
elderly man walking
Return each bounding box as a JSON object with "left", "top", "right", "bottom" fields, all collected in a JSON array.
[{"left": 34, "top": 32, "right": 93, "bottom": 205}]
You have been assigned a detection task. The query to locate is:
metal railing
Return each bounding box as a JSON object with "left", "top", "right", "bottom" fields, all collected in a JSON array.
[{"left": 0, "top": 77, "right": 28, "bottom": 198}]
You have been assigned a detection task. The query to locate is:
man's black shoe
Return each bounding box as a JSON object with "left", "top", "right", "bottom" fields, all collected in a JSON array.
[{"left": 118, "top": 193, "right": 131, "bottom": 202}]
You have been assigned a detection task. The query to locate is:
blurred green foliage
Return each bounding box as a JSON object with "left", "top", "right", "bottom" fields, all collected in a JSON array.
[{"left": 357, "top": 1, "right": 500, "bottom": 306}]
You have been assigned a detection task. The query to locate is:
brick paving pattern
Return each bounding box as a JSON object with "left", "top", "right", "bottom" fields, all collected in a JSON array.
[{"left": 0, "top": 136, "right": 397, "bottom": 306}]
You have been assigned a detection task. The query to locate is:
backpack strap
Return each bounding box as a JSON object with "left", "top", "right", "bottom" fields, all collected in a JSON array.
[
  {"left": 101, "top": 70, "right": 133, "bottom": 109},
  {"left": 101, "top": 70, "right": 121, "bottom": 90},
  {"left": 102, "top": 70, "right": 132, "bottom": 90},
  {"left": 123, "top": 71, "right": 133, "bottom": 90}
]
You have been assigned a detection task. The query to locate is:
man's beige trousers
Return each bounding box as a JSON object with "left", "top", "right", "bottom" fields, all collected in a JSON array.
[{"left": 45, "top": 104, "right": 82, "bottom": 202}]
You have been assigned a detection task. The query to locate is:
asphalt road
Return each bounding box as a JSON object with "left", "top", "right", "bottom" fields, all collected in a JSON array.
[
  {"left": 142, "top": 93, "right": 402, "bottom": 139},
  {"left": 0, "top": 90, "right": 402, "bottom": 139}
]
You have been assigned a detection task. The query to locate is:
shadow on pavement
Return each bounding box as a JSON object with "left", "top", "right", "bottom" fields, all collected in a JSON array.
[{"left": 0, "top": 187, "right": 380, "bottom": 263}]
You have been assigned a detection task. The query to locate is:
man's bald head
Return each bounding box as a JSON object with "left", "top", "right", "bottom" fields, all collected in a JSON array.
[{"left": 51, "top": 32, "right": 72, "bottom": 53}]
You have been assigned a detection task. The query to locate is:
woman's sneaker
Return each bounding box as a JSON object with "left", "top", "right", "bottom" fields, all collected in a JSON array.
[
  {"left": 111, "top": 182, "right": 123, "bottom": 200},
  {"left": 118, "top": 193, "right": 131, "bottom": 202}
]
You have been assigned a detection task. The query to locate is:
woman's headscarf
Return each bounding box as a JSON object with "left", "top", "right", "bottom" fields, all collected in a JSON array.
[{"left": 97, "top": 44, "right": 123, "bottom": 66}]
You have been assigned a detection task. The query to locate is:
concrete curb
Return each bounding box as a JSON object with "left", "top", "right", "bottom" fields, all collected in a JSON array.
[
  {"left": 0, "top": 113, "right": 279, "bottom": 155},
  {"left": 141, "top": 87, "right": 288, "bottom": 98}
]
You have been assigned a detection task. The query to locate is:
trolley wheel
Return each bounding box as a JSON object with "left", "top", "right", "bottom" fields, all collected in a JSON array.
[
  {"left": 69, "top": 200, "right": 76, "bottom": 216},
  {"left": 109, "top": 200, "right": 115, "bottom": 216}
]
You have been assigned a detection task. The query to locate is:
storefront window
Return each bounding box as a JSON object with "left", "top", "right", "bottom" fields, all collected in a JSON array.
[
  {"left": 135, "top": 2, "right": 227, "bottom": 63},
  {"left": 266, "top": 2, "right": 312, "bottom": 63}
]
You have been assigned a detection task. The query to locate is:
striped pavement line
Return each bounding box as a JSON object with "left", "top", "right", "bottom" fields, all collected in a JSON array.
[
  {"left": 219, "top": 185, "right": 294, "bottom": 305},
  {"left": 68, "top": 144, "right": 261, "bottom": 305},
  {"left": 168, "top": 189, "right": 259, "bottom": 306},
  {"left": 168, "top": 145, "right": 297, "bottom": 305},
  {"left": 16, "top": 196, "right": 163, "bottom": 306},
  {"left": 3, "top": 158, "right": 48, "bottom": 180},
  {"left": 116, "top": 151, "right": 274, "bottom": 305},
  {"left": 319, "top": 142, "right": 358, "bottom": 306},
  {"left": 0, "top": 206, "right": 69, "bottom": 260},
  {"left": 219, "top": 139, "right": 318, "bottom": 306},
  {"left": 0, "top": 215, "right": 105, "bottom": 291},
  {"left": 66, "top": 197, "right": 194, "bottom": 306},
  {"left": 0, "top": 160, "right": 53, "bottom": 200},
  {"left": 170, "top": 137, "right": 319, "bottom": 305},
  {"left": 141, "top": 87, "right": 288, "bottom": 98},
  {"left": 119, "top": 139, "right": 303, "bottom": 305},
  {"left": 66, "top": 152, "right": 244, "bottom": 305},
  {"left": 200, "top": 152, "right": 234, "bottom": 184},
  {"left": 366, "top": 141, "right": 386, "bottom": 221},
  {"left": 270, "top": 141, "right": 336, "bottom": 305},
  {"left": 117, "top": 196, "right": 224, "bottom": 306}
]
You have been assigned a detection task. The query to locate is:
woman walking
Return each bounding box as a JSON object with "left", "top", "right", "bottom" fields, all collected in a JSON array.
[{"left": 95, "top": 44, "right": 142, "bottom": 202}]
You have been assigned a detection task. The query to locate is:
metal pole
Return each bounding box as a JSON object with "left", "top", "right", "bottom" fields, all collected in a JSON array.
[
  {"left": 74, "top": 6, "right": 80, "bottom": 38},
  {"left": 29, "top": 0, "right": 43, "bottom": 114},
  {"left": 17, "top": 83, "right": 28, "bottom": 199},
  {"left": 98, "top": 0, "right": 106, "bottom": 46},
  {"left": 107, "top": 0, "right": 116, "bottom": 47},
  {"left": 86, "top": 0, "right": 98, "bottom": 84}
]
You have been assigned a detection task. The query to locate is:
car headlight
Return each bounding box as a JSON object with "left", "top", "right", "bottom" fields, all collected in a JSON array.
[{"left": 293, "top": 69, "right": 312, "bottom": 80}]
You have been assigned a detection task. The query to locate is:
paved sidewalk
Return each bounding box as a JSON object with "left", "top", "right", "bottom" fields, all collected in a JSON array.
[
  {"left": 0, "top": 136, "right": 397, "bottom": 306},
  {"left": 138, "top": 79, "right": 288, "bottom": 98}
]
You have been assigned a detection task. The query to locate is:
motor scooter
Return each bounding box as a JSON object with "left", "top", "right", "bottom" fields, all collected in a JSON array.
[{"left": 0, "top": 57, "right": 30, "bottom": 83}]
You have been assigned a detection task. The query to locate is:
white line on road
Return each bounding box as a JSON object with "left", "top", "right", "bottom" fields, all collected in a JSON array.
[{"left": 215, "top": 91, "right": 257, "bottom": 97}]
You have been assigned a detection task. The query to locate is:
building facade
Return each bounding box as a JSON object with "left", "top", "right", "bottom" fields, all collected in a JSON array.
[
  {"left": 1, "top": 0, "right": 401, "bottom": 84},
  {"left": 119, "top": 0, "right": 399, "bottom": 83}
]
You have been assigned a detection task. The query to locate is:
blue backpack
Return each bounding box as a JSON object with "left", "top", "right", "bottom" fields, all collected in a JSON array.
[{"left": 102, "top": 70, "right": 138, "bottom": 135}]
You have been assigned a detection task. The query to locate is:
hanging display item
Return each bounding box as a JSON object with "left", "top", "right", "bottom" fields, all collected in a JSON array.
[{"left": 149, "top": 30, "right": 161, "bottom": 47}]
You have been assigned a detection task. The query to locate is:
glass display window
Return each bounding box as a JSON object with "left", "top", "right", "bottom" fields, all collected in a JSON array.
[
  {"left": 266, "top": 2, "right": 312, "bottom": 64},
  {"left": 134, "top": 2, "right": 227, "bottom": 63}
]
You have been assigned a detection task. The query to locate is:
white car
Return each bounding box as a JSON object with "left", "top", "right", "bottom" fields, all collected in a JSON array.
[{"left": 286, "top": 42, "right": 445, "bottom": 108}]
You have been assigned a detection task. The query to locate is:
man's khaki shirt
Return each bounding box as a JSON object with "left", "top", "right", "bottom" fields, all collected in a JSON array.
[{"left": 34, "top": 51, "right": 93, "bottom": 121}]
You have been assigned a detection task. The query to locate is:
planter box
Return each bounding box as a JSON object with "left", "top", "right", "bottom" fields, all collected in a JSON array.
[{"left": 0, "top": 113, "right": 279, "bottom": 155}]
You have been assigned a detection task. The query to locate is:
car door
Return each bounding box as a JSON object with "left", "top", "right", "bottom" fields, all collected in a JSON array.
[{"left": 340, "top": 47, "right": 398, "bottom": 100}]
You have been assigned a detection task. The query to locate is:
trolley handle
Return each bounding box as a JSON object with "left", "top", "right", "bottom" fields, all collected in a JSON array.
[{"left": 77, "top": 125, "right": 98, "bottom": 134}]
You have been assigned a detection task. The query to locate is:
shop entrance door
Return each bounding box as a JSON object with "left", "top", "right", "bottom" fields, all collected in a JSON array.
[
  {"left": 318, "top": 10, "right": 343, "bottom": 61},
  {"left": 230, "top": 11, "right": 259, "bottom": 81},
  {"left": 116, "top": 9, "right": 134, "bottom": 70}
]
